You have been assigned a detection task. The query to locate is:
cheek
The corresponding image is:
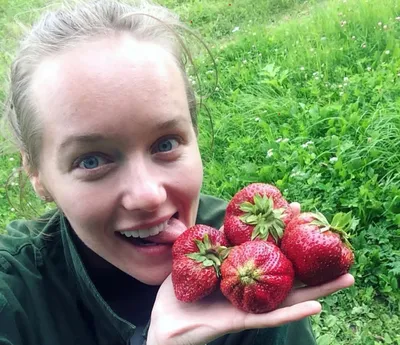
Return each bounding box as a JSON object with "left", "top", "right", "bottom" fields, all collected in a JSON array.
[
  {"left": 174, "top": 150, "right": 203, "bottom": 216},
  {"left": 54, "top": 182, "right": 116, "bottom": 231},
  {"left": 177, "top": 149, "right": 203, "bottom": 194}
]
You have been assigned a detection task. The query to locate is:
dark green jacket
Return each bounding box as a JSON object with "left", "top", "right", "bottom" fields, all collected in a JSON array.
[{"left": 0, "top": 194, "right": 316, "bottom": 345}]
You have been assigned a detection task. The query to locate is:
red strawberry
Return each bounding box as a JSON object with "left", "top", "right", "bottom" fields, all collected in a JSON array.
[
  {"left": 223, "top": 183, "right": 294, "bottom": 246},
  {"left": 281, "top": 212, "right": 356, "bottom": 286},
  {"left": 220, "top": 241, "right": 294, "bottom": 314},
  {"left": 172, "top": 225, "right": 229, "bottom": 302}
]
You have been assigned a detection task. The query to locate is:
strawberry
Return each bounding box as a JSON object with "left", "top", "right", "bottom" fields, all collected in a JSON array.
[
  {"left": 172, "top": 225, "right": 230, "bottom": 302},
  {"left": 280, "top": 212, "right": 356, "bottom": 286},
  {"left": 223, "top": 183, "right": 295, "bottom": 246},
  {"left": 220, "top": 241, "right": 294, "bottom": 314}
]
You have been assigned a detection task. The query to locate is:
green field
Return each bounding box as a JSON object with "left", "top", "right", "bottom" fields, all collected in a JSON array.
[{"left": 1, "top": 0, "right": 400, "bottom": 344}]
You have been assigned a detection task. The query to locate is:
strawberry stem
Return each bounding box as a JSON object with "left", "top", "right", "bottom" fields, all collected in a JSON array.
[
  {"left": 237, "top": 260, "right": 262, "bottom": 285},
  {"left": 239, "top": 194, "right": 285, "bottom": 243},
  {"left": 310, "top": 211, "right": 358, "bottom": 250},
  {"left": 186, "top": 234, "right": 230, "bottom": 277}
]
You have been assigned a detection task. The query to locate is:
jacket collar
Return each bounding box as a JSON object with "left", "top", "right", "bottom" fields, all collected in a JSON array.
[{"left": 59, "top": 211, "right": 136, "bottom": 345}]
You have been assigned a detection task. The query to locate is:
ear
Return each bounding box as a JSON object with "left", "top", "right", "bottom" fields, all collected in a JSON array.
[{"left": 21, "top": 151, "right": 54, "bottom": 202}]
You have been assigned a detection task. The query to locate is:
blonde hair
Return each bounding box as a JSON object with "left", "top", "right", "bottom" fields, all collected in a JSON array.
[{"left": 4, "top": 0, "right": 202, "bottom": 173}]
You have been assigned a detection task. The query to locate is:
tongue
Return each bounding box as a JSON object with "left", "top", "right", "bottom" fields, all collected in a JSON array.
[{"left": 145, "top": 217, "right": 188, "bottom": 244}]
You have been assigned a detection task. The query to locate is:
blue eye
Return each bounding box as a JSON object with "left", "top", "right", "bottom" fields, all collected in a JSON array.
[
  {"left": 156, "top": 138, "right": 179, "bottom": 153},
  {"left": 78, "top": 155, "right": 107, "bottom": 169}
]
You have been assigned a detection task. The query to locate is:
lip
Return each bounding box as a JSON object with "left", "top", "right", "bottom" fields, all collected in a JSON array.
[{"left": 116, "top": 213, "right": 176, "bottom": 233}]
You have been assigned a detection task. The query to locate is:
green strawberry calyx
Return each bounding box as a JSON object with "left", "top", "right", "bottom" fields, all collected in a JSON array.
[
  {"left": 186, "top": 234, "right": 230, "bottom": 277},
  {"left": 310, "top": 211, "right": 358, "bottom": 250},
  {"left": 237, "top": 260, "right": 262, "bottom": 286},
  {"left": 239, "top": 194, "right": 285, "bottom": 244}
]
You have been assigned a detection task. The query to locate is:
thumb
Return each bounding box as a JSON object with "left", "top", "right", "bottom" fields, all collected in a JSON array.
[{"left": 289, "top": 202, "right": 301, "bottom": 217}]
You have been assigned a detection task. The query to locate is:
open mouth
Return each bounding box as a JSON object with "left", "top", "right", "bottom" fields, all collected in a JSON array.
[
  {"left": 118, "top": 212, "right": 179, "bottom": 247},
  {"left": 130, "top": 238, "right": 159, "bottom": 246}
]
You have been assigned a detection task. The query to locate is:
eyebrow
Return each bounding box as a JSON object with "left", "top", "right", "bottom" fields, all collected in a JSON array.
[{"left": 59, "top": 117, "right": 189, "bottom": 150}]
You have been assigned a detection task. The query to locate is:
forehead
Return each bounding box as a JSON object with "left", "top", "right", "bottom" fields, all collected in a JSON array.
[{"left": 30, "top": 34, "right": 188, "bottom": 132}]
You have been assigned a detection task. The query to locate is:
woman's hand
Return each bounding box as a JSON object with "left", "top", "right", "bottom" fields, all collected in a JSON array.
[
  {"left": 148, "top": 273, "right": 354, "bottom": 345},
  {"left": 147, "top": 202, "right": 354, "bottom": 345}
]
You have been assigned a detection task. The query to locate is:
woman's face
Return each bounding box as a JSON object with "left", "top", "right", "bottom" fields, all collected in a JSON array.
[{"left": 30, "top": 34, "right": 203, "bottom": 285}]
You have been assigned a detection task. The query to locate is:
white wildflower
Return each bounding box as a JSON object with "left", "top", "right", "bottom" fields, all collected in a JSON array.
[
  {"left": 276, "top": 138, "right": 283, "bottom": 143},
  {"left": 232, "top": 26, "right": 240, "bottom": 33},
  {"left": 291, "top": 171, "right": 306, "bottom": 178},
  {"left": 343, "top": 77, "right": 349, "bottom": 82},
  {"left": 255, "top": 117, "right": 261, "bottom": 122},
  {"left": 301, "top": 141, "right": 314, "bottom": 148},
  {"left": 267, "top": 149, "right": 274, "bottom": 157},
  {"left": 385, "top": 50, "right": 390, "bottom": 55},
  {"left": 9, "top": 157, "right": 15, "bottom": 161},
  {"left": 330, "top": 157, "right": 338, "bottom": 163}
]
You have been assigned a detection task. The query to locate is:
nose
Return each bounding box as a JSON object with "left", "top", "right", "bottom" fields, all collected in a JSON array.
[{"left": 120, "top": 159, "right": 167, "bottom": 212}]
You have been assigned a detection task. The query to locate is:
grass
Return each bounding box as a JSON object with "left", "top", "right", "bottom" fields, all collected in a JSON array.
[{"left": 1, "top": 0, "right": 400, "bottom": 344}]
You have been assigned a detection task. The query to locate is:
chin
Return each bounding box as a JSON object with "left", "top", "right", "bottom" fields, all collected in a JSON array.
[{"left": 129, "top": 265, "right": 172, "bottom": 286}]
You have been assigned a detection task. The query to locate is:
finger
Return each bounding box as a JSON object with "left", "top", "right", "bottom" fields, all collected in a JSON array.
[
  {"left": 281, "top": 273, "right": 355, "bottom": 307},
  {"left": 242, "top": 301, "right": 321, "bottom": 330},
  {"left": 289, "top": 202, "right": 301, "bottom": 216}
]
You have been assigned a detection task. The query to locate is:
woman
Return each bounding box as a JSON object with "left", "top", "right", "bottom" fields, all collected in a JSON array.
[{"left": 0, "top": 1, "right": 354, "bottom": 344}]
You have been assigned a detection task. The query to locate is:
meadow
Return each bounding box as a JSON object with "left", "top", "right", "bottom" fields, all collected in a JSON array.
[{"left": 1, "top": 0, "right": 399, "bottom": 344}]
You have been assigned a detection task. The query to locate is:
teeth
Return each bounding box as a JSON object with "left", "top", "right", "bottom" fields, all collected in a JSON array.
[{"left": 121, "top": 220, "right": 168, "bottom": 239}]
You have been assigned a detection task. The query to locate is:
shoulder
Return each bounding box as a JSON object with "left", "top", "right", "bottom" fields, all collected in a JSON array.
[
  {"left": 0, "top": 210, "right": 64, "bottom": 344},
  {"left": 0, "top": 209, "right": 62, "bottom": 287},
  {"left": 196, "top": 193, "right": 228, "bottom": 229}
]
